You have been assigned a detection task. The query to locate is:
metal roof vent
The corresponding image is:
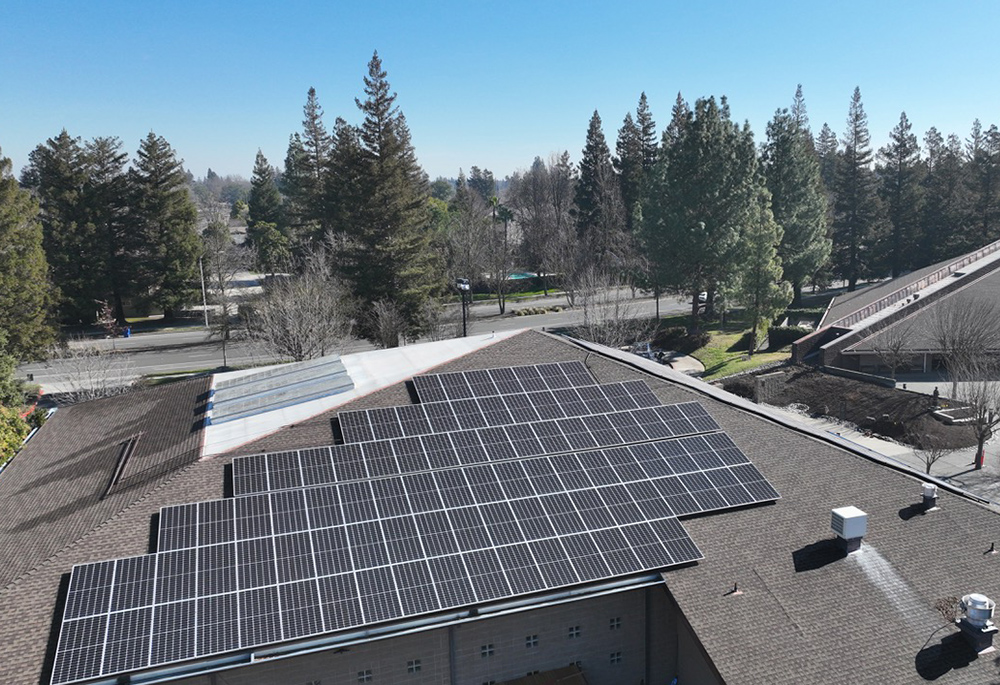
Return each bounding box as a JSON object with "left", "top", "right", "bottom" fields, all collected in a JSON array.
[
  {"left": 922, "top": 483, "right": 938, "bottom": 511},
  {"left": 958, "top": 594, "right": 998, "bottom": 653},
  {"left": 831, "top": 506, "right": 867, "bottom": 553}
]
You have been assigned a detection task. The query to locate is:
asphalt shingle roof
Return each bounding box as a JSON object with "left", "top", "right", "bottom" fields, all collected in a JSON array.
[{"left": 4, "top": 331, "right": 1000, "bottom": 684}]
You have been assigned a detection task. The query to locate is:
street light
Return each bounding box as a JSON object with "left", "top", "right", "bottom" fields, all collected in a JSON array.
[{"left": 456, "top": 278, "right": 470, "bottom": 337}]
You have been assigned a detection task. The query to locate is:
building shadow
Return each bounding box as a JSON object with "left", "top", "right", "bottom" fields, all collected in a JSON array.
[{"left": 915, "top": 631, "right": 976, "bottom": 680}]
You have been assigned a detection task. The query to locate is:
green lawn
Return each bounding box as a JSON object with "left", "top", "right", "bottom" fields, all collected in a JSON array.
[{"left": 652, "top": 313, "right": 792, "bottom": 381}]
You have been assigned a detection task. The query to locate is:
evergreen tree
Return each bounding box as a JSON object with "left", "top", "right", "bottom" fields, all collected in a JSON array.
[
  {"left": 83, "top": 136, "right": 134, "bottom": 322},
  {"left": 663, "top": 93, "right": 691, "bottom": 150},
  {"left": 300, "top": 87, "right": 333, "bottom": 240},
  {"left": 0, "top": 148, "right": 54, "bottom": 359},
  {"left": 467, "top": 167, "right": 496, "bottom": 203},
  {"left": 636, "top": 92, "right": 658, "bottom": 172},
  {"left": 22, "top": 130, "right": 91, "bottom": 321},
  {"left": 130, "top": 132, "right": 201, "bottom": 318},
  {"left": 343, "top": 51, "right": 440, "bottom": 344},
  {"left": 734, "top": 186, "right": 793, "bottom": 354},
  {"left": 248, "top": 149, "right": 282, "bottom": 228},
  {"left": 614, "top": 111, "right": 643, "bottom": 233},
  {"left": 816, "top": 122, "right": 839, "bottom": 191},
  {"left": 575, "top": 110, "right": 626, "bottom": 270},
  {"left": 876, "top": 112, "right": 923, "bottom": 277},
  {"left": 921, "top": 128, "right": 968, "bottom": 263},
  {"left": 762, "top": 104, "right": 830, "bottom": 304},
  {"left": 280, "top": 133, "right": 311, "bottom": 246},
  {"left": 966, "top": 119, "right": 1000, "bottom": 248},
  {"left": 642, "top": 96, "right": 757, "bottom": 330},
  {"left": 832, "top": 88, "right": 883, "bottom": 291},
  {"left": 791, "top": 84, "right": 811, "bottom": 139}
]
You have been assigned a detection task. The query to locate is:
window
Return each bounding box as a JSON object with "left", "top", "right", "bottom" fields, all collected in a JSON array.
[
  {"left": 526, "top": 671, "right": 539, "bottom": 676},
  {"left": 568, "top": 625, "right": 581, "bottom": 639},
  {"left": 610, "top": 617, "right": 621, "bottom": 630},
  {"left": 525, "top": 634, "right": 538, "bottom": 648},
  {"left": 569, "top": 660, "right": 583, "bottom": 668},
  {"left": 407, "top": 660, "right": 421, "bottom": 674},
  {"left": 481, "top": 644, "right": 494, "bottom": 658},
  {"left": 358, "top": 671, "right": 372, "bottom": 683},
  {"left": 610, "top": 651, "right": 622, "bottom": 665}
]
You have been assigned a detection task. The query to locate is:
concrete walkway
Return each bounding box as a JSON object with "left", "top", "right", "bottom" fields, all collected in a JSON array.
[{"left": 762, "top": 402, "right": 1000, "bottom": 506}]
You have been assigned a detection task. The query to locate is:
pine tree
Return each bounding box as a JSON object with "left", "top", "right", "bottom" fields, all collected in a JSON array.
[
  {"left": 735, "top": 186, "right": 793, "bottom": 354},
  {"left": 467, "top": 167, "right": 496, "bottom": 203},
  {"left": 300, "top": 87, "right": 333, "bottom": 240},
  {"left": 791, "top": 85, "right": 811, "bottom": 139},
  {"left": 642, "top": 96, "right": 757, "bottom": 331},
  {"left": 816, "top": 123, "right": 839, "bottom": 191},
  {"left": 130, "top": 132, "right": 201, "bottom": 318},
  {"left": 22, "top": 130, "right": 92, "bottom": 321},
  {"left": 0, "top": 148, "right": 54, "bottom": 359},
  {"left": 966, "top": 119, "right": 1000, "bottom": 247},
  {"left": 83, "top": 136, "right": 134, "bottom": 322},
  {"left": 832, "top": 88, "right": 883, "bottom": 290},
  {"left": 614, "top": 111, "right": 643, "bottom": 233},
  {"left": 876, "top": 112, "right": 923, "bottom": 277},
  {"left": 636, "top": 92, "right": 658, "bottom": 171},
  {"left": 344, "top": 51, "right": 440, "bottom": 344},
  {"left": 762, "top": 103, "right": 830, "bottom": 304},
  {"left": 921, "top": 128, "right": 968, "bottom": 263},
  {"left": 575, "top": 111, "right": 626, "bottom": 270},
  {"left": 663, "top": 93, "right": 691, "bottom": 149},
  {"left": 248, "top": 149, "right": 282, "bottom": 228},
  {"left": 280, "top": 133, "right": 311, "bottom": 249}
]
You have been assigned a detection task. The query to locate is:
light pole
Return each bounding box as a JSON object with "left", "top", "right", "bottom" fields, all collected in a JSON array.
[{"left": 456, "top": 278, "right": 470, "bottom": 337}]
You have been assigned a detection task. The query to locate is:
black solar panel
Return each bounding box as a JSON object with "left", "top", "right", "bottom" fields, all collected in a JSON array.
[
  {"left": 411, "top": 361, "right": 596, "bottom": 403},
  {"left": 237, "top": 400, "right": 717, "bottom": 498},
  {"left": 339, "top": 379, "right": 659, "bottom": 444}
]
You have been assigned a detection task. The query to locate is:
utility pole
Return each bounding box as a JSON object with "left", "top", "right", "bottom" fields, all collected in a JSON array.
[
  {"left": 456, "top": 278, "right": 470, "bottom": 337},
  {"left": 199, "top": 256, "right": 209, "bottom": 328}
]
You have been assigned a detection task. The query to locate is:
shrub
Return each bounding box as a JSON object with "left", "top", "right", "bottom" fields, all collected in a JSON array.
[
  {"left": 652, "top": 326, "right": 709, "bottom": 353},
  {"left": 0, "top": 406, "right": 29, "bottom": 467},
  {"left": 768, "top": 326, "right": 811, "bottom": 349}
]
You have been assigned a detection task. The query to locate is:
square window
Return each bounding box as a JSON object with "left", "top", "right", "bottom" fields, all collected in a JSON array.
[
  {"left": 610, "top": 651, "right": 622, "bottom": 665},
  {"left": 568, "top": 625, "right": 581, "bottom": 639},
  {"left": 525, "top": 634, "right": 538, "bottom": 648},
  {"left": 358, "top": 672, "right": 372, "bottom": 683},
  {"left": 481, "top": 644, "right": 495, "bottom": 658},
  {"left": 610, "top": 617, "right": 621, "bottom": 630},
  {"left": 407, "top": 660, "right": 421, "bottom": 674}
]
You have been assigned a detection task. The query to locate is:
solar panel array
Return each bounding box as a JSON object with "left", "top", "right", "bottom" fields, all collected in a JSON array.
[
  {"left": 52, "top": 363, "right": 780, "bottom": 685},
  {"left": 340, "top": 380, "right": 659, "bottom": 443},
  {"left": 236, "top": 401, "right": 718, "bottom": 497},
  {"left": 411, "top": 361, "right": 596, "bottom": 403}
]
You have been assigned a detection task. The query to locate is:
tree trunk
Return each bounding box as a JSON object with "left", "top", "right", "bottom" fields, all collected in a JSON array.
[
  {"left": 792, "top": 281, "right": 802, "bottom": 307},
  {"left": 689, "top": 293, "right": 700, "bottom": 334}
]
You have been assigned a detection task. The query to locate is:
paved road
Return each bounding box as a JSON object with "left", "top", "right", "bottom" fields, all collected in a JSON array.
[{"left": 21, "top": 292, "right": 693, "bottom": 392}]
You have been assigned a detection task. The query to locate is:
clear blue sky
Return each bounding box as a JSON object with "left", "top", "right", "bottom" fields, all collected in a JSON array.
[{"left": 2, "top": 1, "right": 998, "bottom": 182}]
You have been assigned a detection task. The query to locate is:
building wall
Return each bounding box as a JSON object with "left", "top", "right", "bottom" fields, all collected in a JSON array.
[{"left": 168, "top": 587, "right": 675, "bottom": 685}]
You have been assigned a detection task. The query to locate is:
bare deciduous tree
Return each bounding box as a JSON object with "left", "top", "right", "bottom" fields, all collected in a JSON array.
[
  {"left": 245, "top": 253, "right": 352, "bottom": 362},
  {"left": 370, "top": 300, "right": 408, "bottom": 349},
  {"left": 872, "top": 322, "right": 914, "bottom": 380},
  {"left": 951, "top": 354, "right": 1000, "bottom": 470},
  {"left": 912, "top": 434, "right": 953, "bottom": 475},
  {"left": 48, "top": 344, "right": 138, "bottom": 404},
  {"left": 932, "top": 296, "right": 1000, "bottom": 396},
  {"left": 202, "top": 222, "right": 251, "bottom": 367},
  {"left": 574, "top": 267, "right": 648, "bottom": 349}
]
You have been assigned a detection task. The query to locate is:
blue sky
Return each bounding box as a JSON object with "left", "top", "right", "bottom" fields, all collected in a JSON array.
[{"left": 2, "top": 1, "right": 998, "bottom": 181}]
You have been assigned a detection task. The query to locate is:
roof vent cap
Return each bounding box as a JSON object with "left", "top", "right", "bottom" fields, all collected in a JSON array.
[
  {"left": 831, "top": 506, "right": 867, "bottom": 540},
  {"left": 962, "top": 594, "right": 996, "bottom": 628}
]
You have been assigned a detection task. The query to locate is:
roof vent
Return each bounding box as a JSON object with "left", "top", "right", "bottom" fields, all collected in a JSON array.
[
  {"left": 831, "top": 506, "right": 866, "bottom": 553},
  {"left": 922, "top": 483, "right": 938, "bottom": 510},
  {"left": 958, "top": 594, "right": 998, "bottom": 653}
]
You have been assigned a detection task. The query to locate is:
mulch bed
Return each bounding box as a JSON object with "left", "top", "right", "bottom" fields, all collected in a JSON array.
[{"left": 722, "top": 365, "right": 976, "bottom": 450}]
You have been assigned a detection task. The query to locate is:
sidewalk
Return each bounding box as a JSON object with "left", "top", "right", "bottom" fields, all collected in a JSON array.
[{"left": 762, "top": 403, "right": 1000, "bottom": 506}]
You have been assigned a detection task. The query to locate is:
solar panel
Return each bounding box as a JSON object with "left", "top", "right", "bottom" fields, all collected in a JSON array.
[
  {"left": 238, "top": 401, "right": 718, "bottom": 498},
  {"left": 411, "top": 361, "right": 596, "bottom": 403},
  {"left": 339, "top": 380, "right": 660, "bottom": 444}
]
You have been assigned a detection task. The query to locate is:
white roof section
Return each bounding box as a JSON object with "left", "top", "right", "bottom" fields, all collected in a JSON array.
[{"left": 201, "top": 330, "right": 525, "bottom": 456}]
